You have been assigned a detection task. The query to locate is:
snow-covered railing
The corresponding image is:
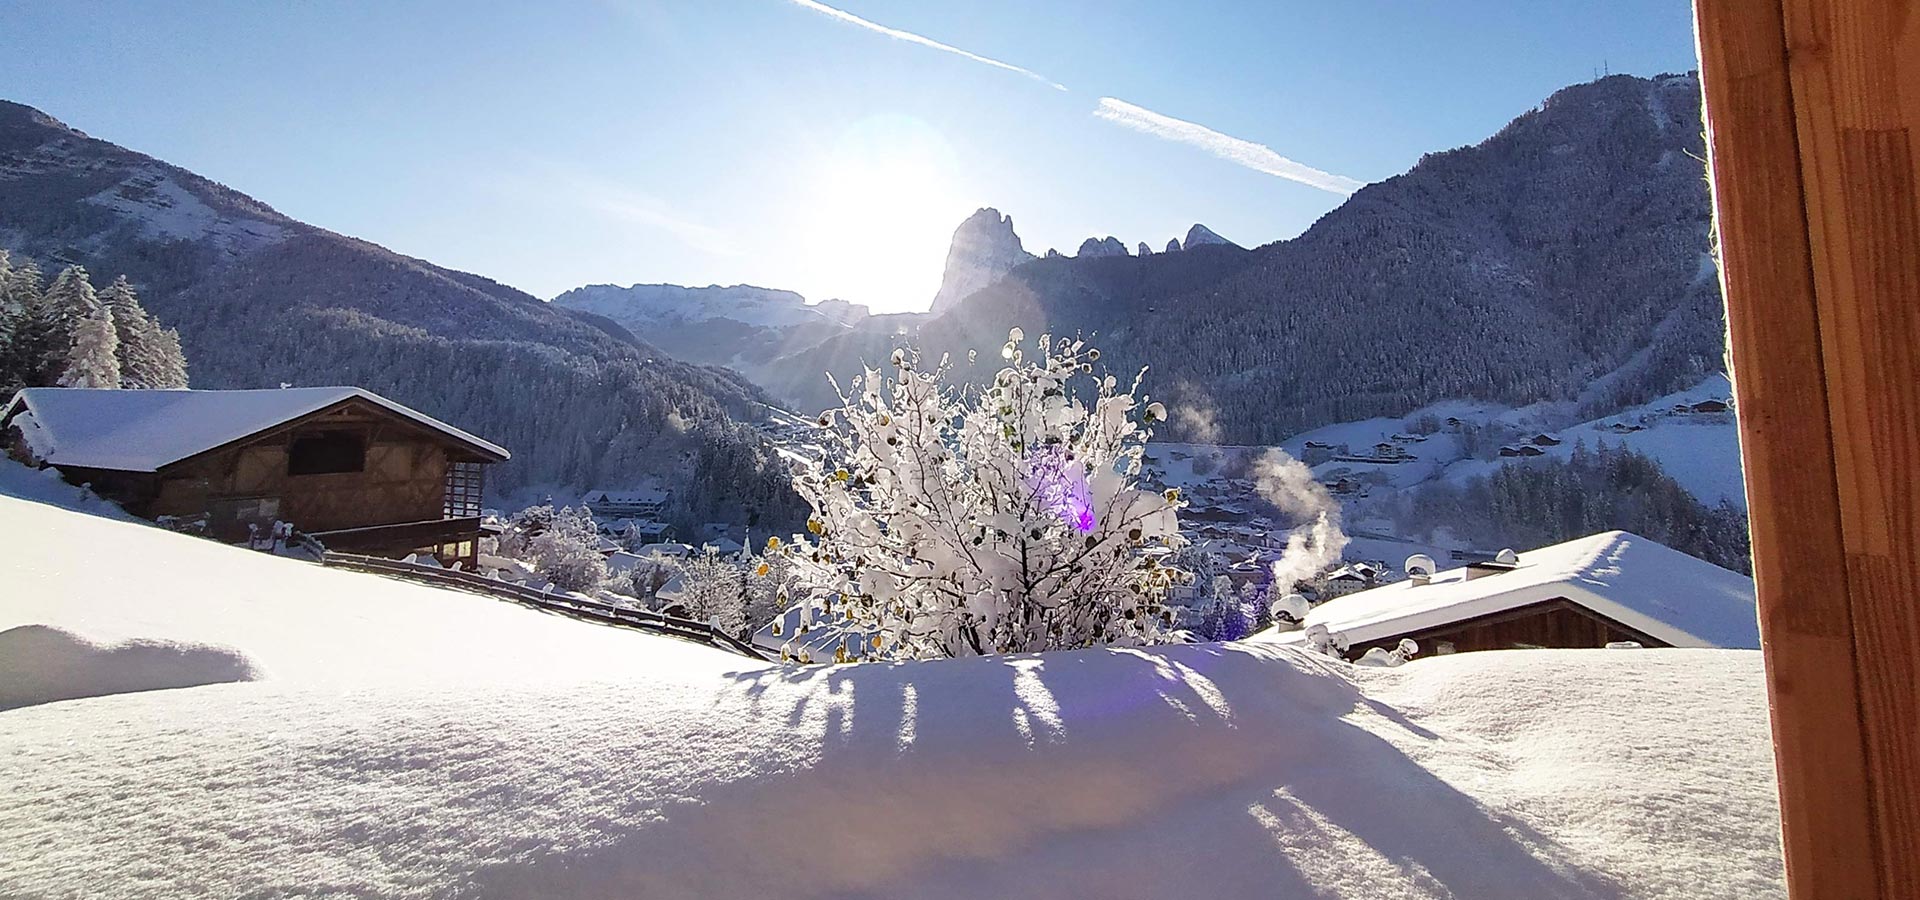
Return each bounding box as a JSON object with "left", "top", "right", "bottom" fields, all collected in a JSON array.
[{"left": 318, "top": 551, "right": 771, "bottom": 661}]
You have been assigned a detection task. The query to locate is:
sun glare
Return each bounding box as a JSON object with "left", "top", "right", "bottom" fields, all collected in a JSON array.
[{"left": 798, "top": 114, "right": 969, "bottom": 313}]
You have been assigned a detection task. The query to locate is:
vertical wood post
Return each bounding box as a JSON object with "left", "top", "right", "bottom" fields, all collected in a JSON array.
[{"left": 1694, "top": 1, "right": 1920, "bottom": 896}]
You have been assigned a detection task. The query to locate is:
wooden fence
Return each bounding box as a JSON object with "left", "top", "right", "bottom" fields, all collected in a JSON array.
[{"left": 318, "top": 550, "right": 771, "bottom": 662}]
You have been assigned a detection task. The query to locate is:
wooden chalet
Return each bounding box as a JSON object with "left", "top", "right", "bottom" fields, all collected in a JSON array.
[
  {"left": 1264, "top": 531, "right": 1758, "bottom": 661},
  {"left": 2, "top": 387, "right": 509, "bottom": 567}
]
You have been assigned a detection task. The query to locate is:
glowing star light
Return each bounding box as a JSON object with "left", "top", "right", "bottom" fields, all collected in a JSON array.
[{"left": 1024, "top": 446, "right": 1097, "bottom": 532}]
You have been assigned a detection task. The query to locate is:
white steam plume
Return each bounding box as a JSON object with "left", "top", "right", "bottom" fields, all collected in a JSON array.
[{"left": 1253, "top": 449, "right": 1351, "bottom": 589}]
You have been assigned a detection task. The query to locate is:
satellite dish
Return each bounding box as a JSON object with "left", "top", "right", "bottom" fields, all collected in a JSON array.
[
  {"left": 1495, "top": 548, "right": 1519, "bottom": 565},
  {"left": 1404, "top": 554, "right": 1437, "bottom": 584}
]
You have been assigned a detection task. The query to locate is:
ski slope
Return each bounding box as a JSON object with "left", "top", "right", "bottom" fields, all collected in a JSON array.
[{"left": 0, "top": 493, "right": 1784, "bottom": 899}]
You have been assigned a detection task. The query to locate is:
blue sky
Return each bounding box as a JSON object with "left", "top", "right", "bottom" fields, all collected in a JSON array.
[{"left": 2, "top": 1, "right": 1702, "bottom": 312}]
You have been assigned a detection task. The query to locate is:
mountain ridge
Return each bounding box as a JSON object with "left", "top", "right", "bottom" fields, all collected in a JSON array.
[{"left": 756, "top": 73, "right": 1725, "bottom": 444}]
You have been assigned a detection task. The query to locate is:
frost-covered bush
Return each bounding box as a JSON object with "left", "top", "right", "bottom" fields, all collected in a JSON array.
[
  {"left": 514, "top": 504, "right": 607, "bottom": 593},
  {"left": 619, "top": 557, "right": 676, "bottom": 602},
  {"left": 669, "top": 546, "right": 747, "bottom": 638},
  {"left": 789, "top": 329, "right": 1185, "bottom": 660}
]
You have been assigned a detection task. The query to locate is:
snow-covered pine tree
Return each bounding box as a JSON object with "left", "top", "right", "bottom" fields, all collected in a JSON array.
[
  {"left": 148, "top": 325, "right": 189, "bottom": 389},
  {"left": 789, "top": 328, "right": 1185, "bottom": 660},
  {"left": 39, "top": 266, "right": 99, "bottom": 378},
  {"left": 1218, "top": 581, "right": 1254, "bottom": 642},
  {"left": 0, "top": 251, "right": 15, "bottom": 392},
  {"left": 57, "top": 299, "right": 120, "bottom": 389},
  {"left": 0, "top": 256, "right": 49, "bottom": 390},
  {"left": 100, "top": 275, "right": 166, "bottom": 389}
]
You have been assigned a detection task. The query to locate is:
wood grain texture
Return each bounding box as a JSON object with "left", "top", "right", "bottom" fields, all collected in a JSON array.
[{"left": 1696, "top": 0, "right": 1920, "bottom": 895}]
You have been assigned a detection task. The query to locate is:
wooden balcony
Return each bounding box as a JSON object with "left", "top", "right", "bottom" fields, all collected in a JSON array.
[{"left": 308, "top": 516, "right": 484, "bottom": 567}]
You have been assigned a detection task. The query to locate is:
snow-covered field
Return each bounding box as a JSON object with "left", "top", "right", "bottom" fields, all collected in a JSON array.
[{"left": 0, "top": 493, "right": 1785, "bottom": 898}]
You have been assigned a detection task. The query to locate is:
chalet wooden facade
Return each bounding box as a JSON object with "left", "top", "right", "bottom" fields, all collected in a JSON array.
[
  {"left": 1345, "top": 597, "right": 1670, "bottom": 661},
  {"left": 2, "top": 387, "right": 509, "bottom": 566}
]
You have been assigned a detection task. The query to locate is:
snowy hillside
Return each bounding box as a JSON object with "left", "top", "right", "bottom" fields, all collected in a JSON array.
[
  {"left": 1276, "top": 373, "right": 1744, "bottom": 509},
  {"left": 1, "top": 493, "right": 1785, "bottom": 898},
  {"left": 1437, "top": 374, "right": 1745, "bottom": 508}
]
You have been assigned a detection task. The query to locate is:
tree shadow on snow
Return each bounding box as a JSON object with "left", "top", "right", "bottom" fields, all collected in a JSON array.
[{"left": 461, "top": 642, "right": 1623, "bottom": 899}]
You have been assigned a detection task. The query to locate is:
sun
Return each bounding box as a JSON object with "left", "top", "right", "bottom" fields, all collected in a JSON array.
[{"left": 798, "top": 115, "right": 971, "bottom": 313}]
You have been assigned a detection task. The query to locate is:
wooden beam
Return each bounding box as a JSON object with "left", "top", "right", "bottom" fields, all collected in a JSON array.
[{"left": 1694, "top": 0, "right": 1920, "bottom": 895}]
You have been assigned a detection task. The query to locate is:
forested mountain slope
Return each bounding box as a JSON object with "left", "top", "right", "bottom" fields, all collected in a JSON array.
[
  {"left": 764, "top": 73, "right": 1725, "bottom": 442},
  {"left": 0, "top": 100, "right": 802, "bottom": 527}
]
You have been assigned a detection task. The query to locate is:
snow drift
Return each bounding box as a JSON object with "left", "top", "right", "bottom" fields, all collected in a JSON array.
[
  {"left": 0, "top": 494, "right": 1786, "bottom": 898},
  {"left": 0, "top": 624, "right": 258, "bottom": 710}
]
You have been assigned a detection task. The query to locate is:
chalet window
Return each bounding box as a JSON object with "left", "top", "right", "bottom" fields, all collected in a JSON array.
[
  {"left": 443, "top": 461, "right": 484, "bottom": 518},
  {"left": 287, "top": 430, "right": 365, "bottom": 475}
]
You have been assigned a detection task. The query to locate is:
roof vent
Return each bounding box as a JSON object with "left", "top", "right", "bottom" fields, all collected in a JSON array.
[
  {"left": 1464, "top": 548, "right": 1521, "bottom": 580},
  {"left": 1404, "top": 554, "right": 1436, "bottom": 585},
  {"left": 1269, "top": 593, "right": 1310, "bottom": 630}
]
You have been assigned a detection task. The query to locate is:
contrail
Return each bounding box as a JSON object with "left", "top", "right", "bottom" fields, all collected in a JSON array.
[
  {"left": 1094, "top": 97, "right": 1364, "bottom": 195},
  {"left": 785, "top": 0, "right": 1068, "bottom": 91}
]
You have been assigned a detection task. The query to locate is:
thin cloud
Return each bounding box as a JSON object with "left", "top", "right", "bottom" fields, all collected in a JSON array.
[
  {"left": 494, "top": 163, "right": 739, "bottom": 258},
  {"left": 1093, "top": 97, "right": 1364, "bottom": 196},
  {"left": 785, "top": 0, "right": 1068, "bottom": 91}
]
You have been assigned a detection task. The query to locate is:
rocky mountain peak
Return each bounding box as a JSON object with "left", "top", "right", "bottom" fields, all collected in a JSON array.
[
  {"left": 929, "top": 207, "right": 1034, "bottom": 315},
  {"left": 1076, "top": 236, "right": 1129, "bottom": 258},
  {"left": 1182, "top": 224, "right": 1236, "bottom": 249}
]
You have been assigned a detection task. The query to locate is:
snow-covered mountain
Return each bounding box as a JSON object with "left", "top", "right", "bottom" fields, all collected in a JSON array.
[
  {"left": 0, "top": 99, "right": 804, "bottom": 526},
  {"left": 928, "top": 207, "right": 1035, "bottom": 315},
  {"left": 557, "top": 283, "right": 859, "bottom": 330},
  {"left": 761, "top": 73, "right": 1726, "bottom": 441},
  {"left": 549, "top": 283, "right": 872, "bottom": 370}
]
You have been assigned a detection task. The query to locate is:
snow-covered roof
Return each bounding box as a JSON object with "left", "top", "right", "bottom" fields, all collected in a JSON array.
[
  {"left": 603, "top": 551, "right": 651, "bottom": 575},
  {"left": 583, "top": 488, "right": 670, "bottom": 505},
  {"left": 2, "top": 387, "right": 509, "bottom": 472},
  {"left": 1262, "top": 531, "right": 1758, "bottom": 649}
]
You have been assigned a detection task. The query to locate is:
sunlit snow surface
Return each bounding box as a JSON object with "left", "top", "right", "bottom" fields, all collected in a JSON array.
[{"left": 0, "top": 491, "right": 1784, "bottom": 899}]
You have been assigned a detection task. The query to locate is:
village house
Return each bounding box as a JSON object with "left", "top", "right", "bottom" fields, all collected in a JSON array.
[
  {"left": 1261, "top": 531, "right": 1758, "bottom": 661},
  {"left": 1317, "top": 561, "right": 1385, "bottom": 600},
  {"left": 581, "top": 487, "right": 670, "bottom": 520},
  {"left": 1299, "top": 440, "right": 1340, "bottom": 465},
  {"left": 600, "top": 517, "right": 674, "bottom": 544},
  {"left": 1499, "top": 444, "right": 1548, "bottom": 458},
  {"left": 1, "top": 387, "right": 508, "bottom": 567}
]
